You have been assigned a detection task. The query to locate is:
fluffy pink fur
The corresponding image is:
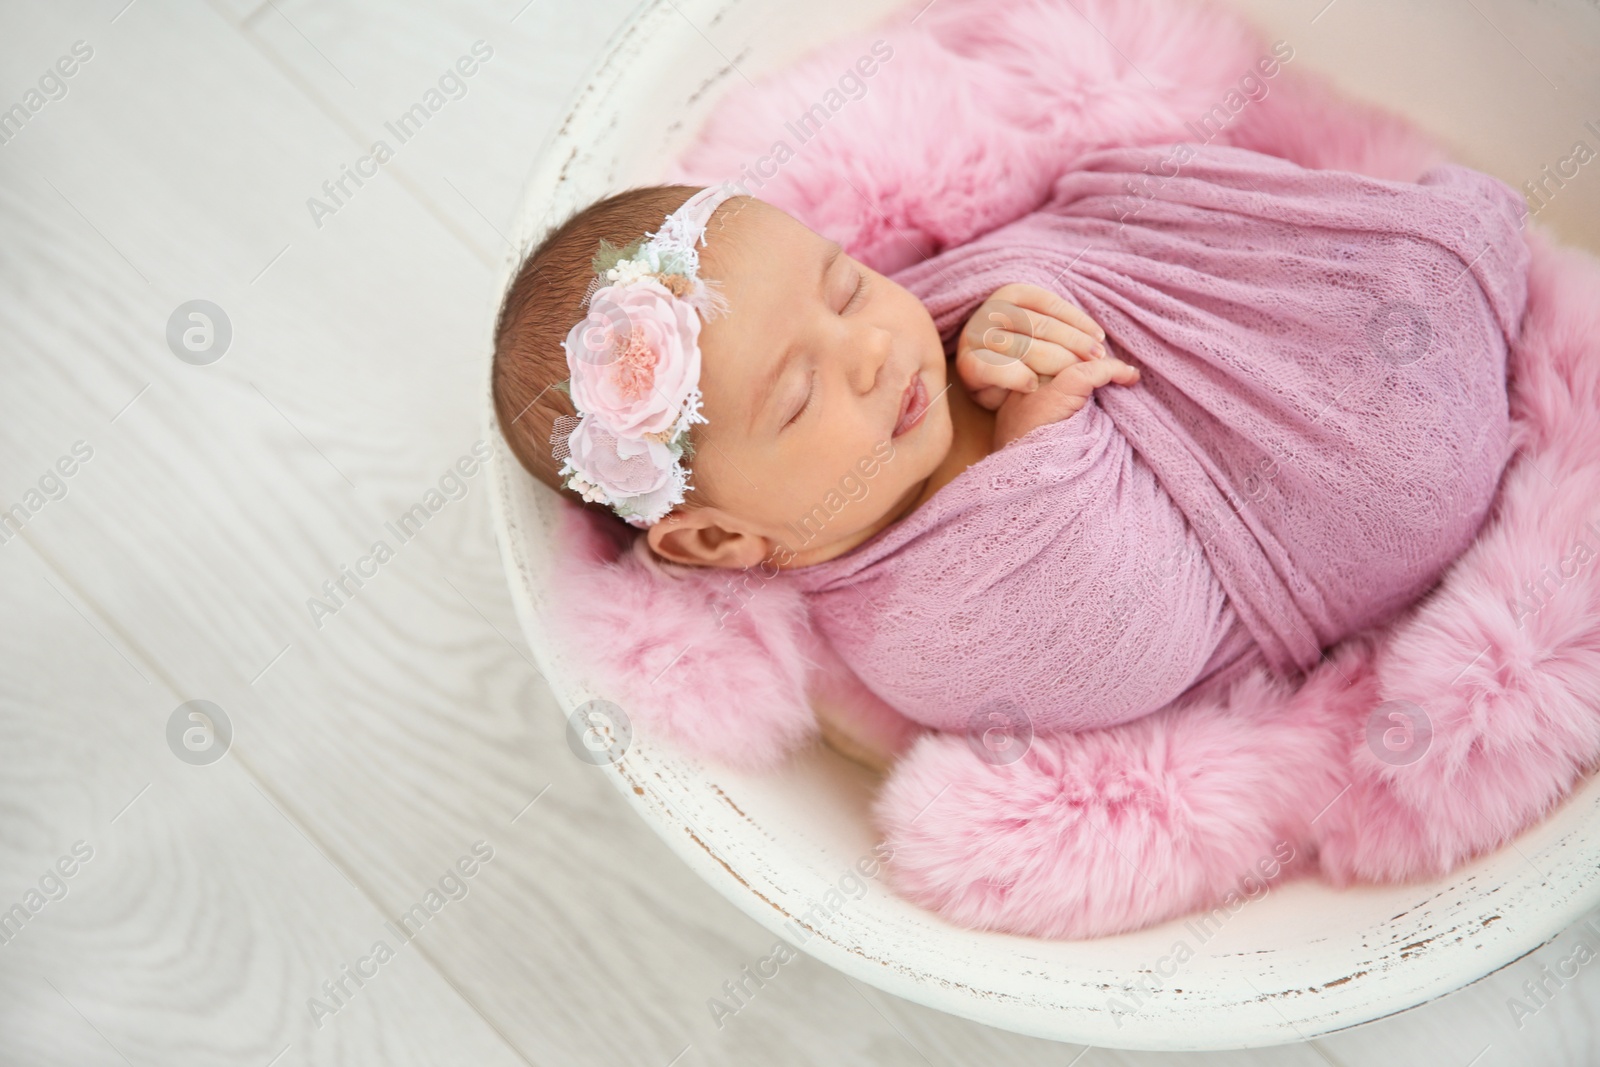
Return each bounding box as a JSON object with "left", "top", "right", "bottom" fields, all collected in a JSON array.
[
  {"left": 549, "top": 505, "right": 819, "bottom": 772},
  {"left": 872, "top": 640, "right": 1369, "bottom": 938},
  {"left": 1314, "top": 229, "right": 1600, "bottom": 885},
  {"left": 540, "top": 0, "right": 1600, "bottom": 938}
]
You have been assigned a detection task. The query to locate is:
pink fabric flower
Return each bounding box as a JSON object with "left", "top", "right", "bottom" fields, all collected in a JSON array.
[
  {"left": 565, "top": 415, "right": 673, "bottom": 498},
  {"left": 564, "top": 278, "right": 704, "bottom": 439}
]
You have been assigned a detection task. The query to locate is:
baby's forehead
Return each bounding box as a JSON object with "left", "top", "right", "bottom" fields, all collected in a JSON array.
[
  {"left": 709, "top": 194, "right": 767, "bottom": 234},
  {"left": 694, "top": 201, "right": 816, "bottom": 393},
  {"left": 704, "top": 206, "right": 819, "bottom": 321},
  {"left": 706, "top": 197, "right": 813, "bottom": 263}
]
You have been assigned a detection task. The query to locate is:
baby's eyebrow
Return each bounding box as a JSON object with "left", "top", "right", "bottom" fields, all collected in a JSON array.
[{"left": 750, "top": 241, "right": 845, "bottom": 434}]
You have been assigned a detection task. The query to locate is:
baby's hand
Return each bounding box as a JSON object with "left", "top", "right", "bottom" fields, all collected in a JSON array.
[
  {"left": 993, "top": 355, "right": 1140, "bottom": 450},
  {"left": 955, "top": 283, "right": 1108, "bottom": 410}
]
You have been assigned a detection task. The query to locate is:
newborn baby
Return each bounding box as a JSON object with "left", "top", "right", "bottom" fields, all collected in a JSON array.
[{"left": 492, "top": 141, "right": 1530, "bottom": 738}]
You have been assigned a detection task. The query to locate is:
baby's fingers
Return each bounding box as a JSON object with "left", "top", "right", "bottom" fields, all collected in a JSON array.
[
  {"left": 1051, "top": 356, "right": 1141, "bottom": 397},
  {"left": 977, "top": 299, "right": 1105, "bottom": 365},
  {"left": 957, "top": 338, "right": 1040, "bottom": 396},
  {"left": 992, "top": 281, "right": 1107, "bottom": 343},
  {"left": 971, "top": 384, "right": 1009, "bottom": 410},
  {"left": 992, "top": 357, "right": 1139, "bottom": 448}
]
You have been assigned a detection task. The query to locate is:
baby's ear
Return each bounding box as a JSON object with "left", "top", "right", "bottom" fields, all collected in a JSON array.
[{"left": 646, "top": 508, "right": 771, "bottom": 569}]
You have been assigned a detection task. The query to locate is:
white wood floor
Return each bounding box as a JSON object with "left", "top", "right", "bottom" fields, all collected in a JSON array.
[{"left": 2, "top": 1, "right": 1598, "bottom": 1065}]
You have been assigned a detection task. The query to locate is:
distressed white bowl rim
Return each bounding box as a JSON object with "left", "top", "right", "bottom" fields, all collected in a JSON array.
[{"left": 483, "top": 0, "right": 1600, "bottom": 1049}]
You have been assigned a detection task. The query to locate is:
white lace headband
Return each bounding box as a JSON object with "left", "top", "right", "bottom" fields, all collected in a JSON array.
[{"left": 550, "top": 185, "right": 738, "bottom": 527}]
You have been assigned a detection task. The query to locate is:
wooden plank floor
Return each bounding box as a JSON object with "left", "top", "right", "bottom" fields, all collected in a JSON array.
[{"left": 2, "top": 1, "right": 1597, "bottom": 1065}]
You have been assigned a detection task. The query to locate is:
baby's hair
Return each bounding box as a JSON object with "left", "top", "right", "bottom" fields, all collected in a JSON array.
[{"left": 492, "top": 183, "right": 732, "bottom": 524}]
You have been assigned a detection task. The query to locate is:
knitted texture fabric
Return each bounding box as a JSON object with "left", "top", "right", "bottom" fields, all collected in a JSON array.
[{"left": 782, "top": 141, "right": 1531, "bottom": 736}]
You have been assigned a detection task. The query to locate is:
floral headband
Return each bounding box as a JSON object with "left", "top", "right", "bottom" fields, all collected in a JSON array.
[{"left": 550, "top": 185, "right": 738, "bottom": 527}]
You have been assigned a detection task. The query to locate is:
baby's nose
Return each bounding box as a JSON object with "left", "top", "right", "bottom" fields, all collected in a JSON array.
[{"left": 851, "top": 328, "right": 894, "bottom": 392}]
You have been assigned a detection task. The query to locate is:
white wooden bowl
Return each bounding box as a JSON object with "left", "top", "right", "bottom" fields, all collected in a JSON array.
[{"left": 485, "top": 0, "right": 1600, "bottom": 1049}]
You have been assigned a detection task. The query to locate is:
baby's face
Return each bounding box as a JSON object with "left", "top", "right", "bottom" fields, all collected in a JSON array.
[{"left": 648, "top": 198, "right": 951, "bottom": 568}]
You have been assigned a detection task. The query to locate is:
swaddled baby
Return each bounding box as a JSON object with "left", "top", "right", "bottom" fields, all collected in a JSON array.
[{"left": 492, "top": 142, "right": 1530, "bottom": 738}]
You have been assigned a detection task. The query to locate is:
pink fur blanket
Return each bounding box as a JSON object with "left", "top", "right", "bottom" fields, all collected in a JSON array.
[
  {"left": 545, "top": 0, "right": 1600, "bottom": 938},
  {"left": 788, "top": 141, "right": 1530, "bottom": 736}
]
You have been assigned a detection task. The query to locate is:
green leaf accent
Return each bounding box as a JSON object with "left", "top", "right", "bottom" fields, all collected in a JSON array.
[
  {"left": 591, "top": 237, "right": 645, "bottom": 277},
  {"left": 553, "top": 378, "right": 571, "bottom": 396},
  {"left": 655, "top": 247, "right": 692, "bottom": 278}
]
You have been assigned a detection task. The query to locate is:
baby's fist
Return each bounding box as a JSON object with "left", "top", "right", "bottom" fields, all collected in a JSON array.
[
  {"left": 956, "top": 283, "right": 1107, "bottom": 410},
  {"left": 994, "top": 355, "right": 1140, "bottom": 450}
]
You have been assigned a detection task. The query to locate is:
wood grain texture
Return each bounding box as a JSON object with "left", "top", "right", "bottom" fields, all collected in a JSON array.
[
  {"left": 0, "top": 548, "right": 530, "bottom": 1067},
  {"left": 2, "top": 0, "right": 1598, "bottom": 1063}
]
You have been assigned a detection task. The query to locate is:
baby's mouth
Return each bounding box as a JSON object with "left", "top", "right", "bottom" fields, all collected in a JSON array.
[{"left": 892, "top": 373, "right": 930, "bottom": 437}]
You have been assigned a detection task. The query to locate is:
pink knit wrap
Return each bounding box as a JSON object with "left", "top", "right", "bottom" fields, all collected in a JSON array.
[{"left": 782, "top": 142, "right": 1531, "bottom": 736}]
